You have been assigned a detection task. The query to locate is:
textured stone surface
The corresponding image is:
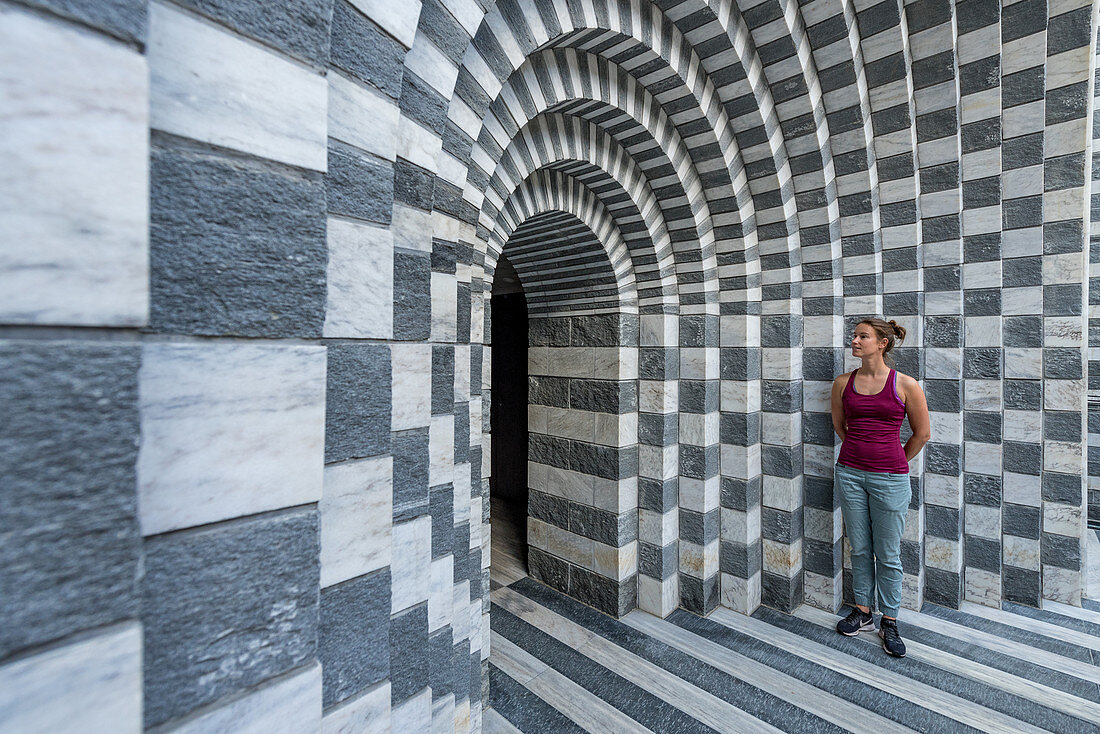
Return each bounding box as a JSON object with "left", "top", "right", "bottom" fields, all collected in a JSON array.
[
  {"left": 150, "top": 141, "right": 326, "bottom": 337},
  {"left": 171, "top": 0, "right": 330, "bottom": 65},
  {"left": 138, "top": 342, "right": 326, "bottom": 535},
  {"left": 0, "top": 342, "right": 141, "bottom": 658},
  {"left": 143, "top": 508, "right": 320, "bottom": 728},
  {"left": 22, "top": 0, "right": 145, "bottom": 43},
  {"left": 0, "top": 7, "right": 149, "bottom": 326},
  {"left": 321, "top": 569, "right": 391, "bottom": 708},
  {"left": 0, "top": 623, "right": 142, "bottom": 734},
  {"left": 325, "top": 343, "right": 392, "bottom": 463}
]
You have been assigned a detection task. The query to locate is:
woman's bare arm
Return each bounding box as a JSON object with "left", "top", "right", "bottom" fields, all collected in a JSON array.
[
  {"left": 900, "top": 374, "right": 931, "bottom": 461},
  {"left": 831, "top": 374, "right": 848, "bottom": 442}
]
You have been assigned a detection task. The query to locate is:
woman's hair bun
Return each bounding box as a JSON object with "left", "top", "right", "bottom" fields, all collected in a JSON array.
[{"left": 888, "top": 319, "right": 906, "bottom": 342}]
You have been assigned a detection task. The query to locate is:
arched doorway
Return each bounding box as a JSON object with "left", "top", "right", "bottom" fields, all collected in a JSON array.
[{"left": 489, "top": 253, "right": 528, "bottom": 586}]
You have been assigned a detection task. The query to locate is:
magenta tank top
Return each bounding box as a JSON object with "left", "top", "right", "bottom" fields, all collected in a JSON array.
[{"left": 836, "top": 368, "right": 910, "bottom": 474}]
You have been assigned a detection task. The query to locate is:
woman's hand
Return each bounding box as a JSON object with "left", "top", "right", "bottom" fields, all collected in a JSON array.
[
  {"left": 830, "top": 373, "right": 848, "bottom": 442},
  {"left": 898, "top": 373, "right": 931, "bottom": 461}
]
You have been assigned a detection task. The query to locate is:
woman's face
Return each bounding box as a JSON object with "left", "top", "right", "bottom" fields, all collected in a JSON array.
[{"left": 851, "top": 323, "right": 886, "bottom": 357}]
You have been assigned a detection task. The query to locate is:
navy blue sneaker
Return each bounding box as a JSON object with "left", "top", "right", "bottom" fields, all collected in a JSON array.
[
  {"left": 879, "top": 617, "right": 906, "bottom": 657},
  {"left": 836, "top": 607, "right": 874, "bottom": 636}
]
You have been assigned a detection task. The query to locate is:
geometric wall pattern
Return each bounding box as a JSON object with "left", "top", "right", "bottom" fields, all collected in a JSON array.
[{"left": 0, "top": 0, "right": 1096, "bottom": 731}]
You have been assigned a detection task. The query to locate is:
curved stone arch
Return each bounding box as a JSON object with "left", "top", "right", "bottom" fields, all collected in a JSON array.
[
  {"left": 738, "top": 0, "right": 841, "bottom": 250},
  {"left": 850, "top": 0, "right": 919, "bottom": 255},
  {"left": 455, "top": 1, "right": 763, "bottom": 255},
  {"left": 467, "top": 48, "right": 726, "bottom": 304},
  {"left": 486, "top": 113, "right": 679, "bottom": 304},
  {"left": 485, "top": 168, "right": 640, "bottom": 317}
]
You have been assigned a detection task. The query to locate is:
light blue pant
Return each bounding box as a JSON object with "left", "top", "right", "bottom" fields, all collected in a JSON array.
[{"left": 834, "top": 462, "right": 911, "bottom": 618}]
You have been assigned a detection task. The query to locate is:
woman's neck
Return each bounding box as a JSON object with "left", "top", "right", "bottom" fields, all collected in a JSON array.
[{"left": 858, "top": 355, "right": 889, "bottom": 375}]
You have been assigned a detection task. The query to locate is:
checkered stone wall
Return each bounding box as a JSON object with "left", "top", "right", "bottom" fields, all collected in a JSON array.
[{"left": 2, "top": 0, "right": 1098, "bottom": 731}]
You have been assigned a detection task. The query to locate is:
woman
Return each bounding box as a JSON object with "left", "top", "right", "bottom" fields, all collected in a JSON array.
[{"left": 830, "top": 318, "right": 930, "bottom": 657}]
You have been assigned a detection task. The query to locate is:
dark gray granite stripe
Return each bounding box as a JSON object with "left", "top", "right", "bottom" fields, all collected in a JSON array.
[
  {"left": 491, "top": 601, "right": 718, "bottom": 733},
  {"left": 487, "top": 664, "right": 587, "bottom": 734},
  {"left": 1083, "top": 597, "right": 1100, "bottom": 614},
  {"left": 508, "top": 578, "right": 851, "bottom": 734},
  {"left": 920, "top": 603, "right": 1098, "bottom": 665},
  {"left": 752, "top": 607, "right": 1100, "bottom": 733},
  {"left": 898, "top": 616, "right": 1100, "bottom": 702},
  {"left": 1001, "top": 600, "right": 1100, "bottom": 639}
]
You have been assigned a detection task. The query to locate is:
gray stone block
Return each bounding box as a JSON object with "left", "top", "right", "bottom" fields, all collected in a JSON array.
[
  {"left": 1043, "top": 411, "right": 1081, "bottom": 442},
  {"left": 681, "top": 572, "right": 720, "bottom": 615},
  {"left": 432, "top": 346, "right": 455, "bottom": 415},
  {"left": 429, "top": 626, "right": 454, "bottom": 699},
  {"left": 394, "top": 429, "right": 429, "bottom": 522},
  {"left": 1002, "top": 565, "right": 1040, "bottom": 606},
  {"left": 720, "top": 540, "right": 762, "bottom": 579},
  {"left": 721, "top": 347, "right": 761, "bottom": 380},
  {"left": 0, "top": 342, "right": 141, "bottom": 659},
  {"left": 1043, "top": 348, "right": 1082, "bottom": 379},
  {"left": 639, "top": 412, "right": 677, "bottom": 447},
  {"left": 389, "top": 603, "right": 428, "bottom": 704},
  {"left": 393, "top": 251, "right": 431, "bottom": 340},
  {"left": 639, "top": 541, "right": 677, "bottom": 579},
  {"left": 143, "top": 508, "right": 320, "bottom": 728},
  {"left": 325, "top": 344, "right": 392, "bottom": 463},
  {"left": 528, "top": 547, "right": 569, "bottom": 594},
  {"left": 173, "top": 0, "right": 331, "bottom": 66},
  {"left": 321, "top": 568, "right": 390, "bottom": 708},
  {"left": 963, "top": 348, "right": 1001, "bottom": 379},
  {"left": 639, "top": 476, "right": 678, "bottom": 513},
  {"left": 802, "top": 475, "right": 832, "bottom": 510},
  {"left": 963, "top": 473, "right": 1001, "bottom": 507},
  {"left": 761, "top": 507, "right": 801, "bottom": 544},
  {"left": 23, "top": 0, "right": 145, "bottom": 44},
  {"left": 528, "top": 490, "right": 569, "bottom": 531},
  {"left": 429, "top": 483, "right": 454, "bottom": 558},
  {"left": 330, "top": 0, "right": 405, "bottom": 95},
  {"left": 1003, "top": 441, "right": 1042, "bottom": 475},
  {"left": 762, "top": 380, "right": 802, "bottom": 413},
  {"left": 327, "top": 143, "right": 394, "bottom": 225},
  {"left": 761, "top": 444, "right": 802, "bottom": 478},
  {"left": 965, "top": 535, "right": 1000, "bottom": 573},
  {"left": 1041, "top": 472, "right": 1082, "bottom": 504},
  {"left": 803, "top": 537, "right": 840, "bottom": 576},
  {"left": 923, "top": 567, "right": 961, "bottom": 608},
  {"left": 150, "top": 142, "right": 326, "bottom": 337},
  {"left": 1041, "top": 532, "right": 1081, "bottom": 571},
  {"left": 963, "top": 411, "right": 1001, "bottom": 443},
  {"left": 925, "top": 504, "right": 961, "bottom": 540},
  {"left": 1004, "top": 380, "right": 1041, "bottom": 410}
]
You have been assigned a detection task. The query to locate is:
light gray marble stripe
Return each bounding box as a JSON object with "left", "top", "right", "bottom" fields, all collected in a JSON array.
[
  {"left": 958, "top": 602, "right": 1100, "bottom": 652},
  {"left": 707, "top": 608, "right": 1050, "bottom": 734},
  {"left": 481, "top": 708, "right": 523, "bottom": 734},
  {"left": 621, "top": 610, "right": 914, "bottom": 734},
  {"left": 894, "top": 609, "right": 1100, "bottom": 683},
  {"left": 491, "top": 586, "right": 780, "bottom": 734},
  {"left": 795, "top": 605, "right": 1100, "bottom": 721},
  {"left": 1042, "top": 599, "right": 1100, "bottom": 626},
  {"left": 490, "top": 632, "right": 649, "bottom": 734}
]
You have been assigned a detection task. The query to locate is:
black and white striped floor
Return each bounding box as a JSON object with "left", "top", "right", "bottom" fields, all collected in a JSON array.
[{"left": 485, "top": 512, "right": 1100, "bottom": 733}]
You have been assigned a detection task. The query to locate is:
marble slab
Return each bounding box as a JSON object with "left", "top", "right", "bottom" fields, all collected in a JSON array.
[
  {"left": 0, "top": 6, "right": 148, "bottom": 326},
  {"left": 391, "top": 516, "right": 431, "bottom": 613},
  {"left": 138, "top": 342, "right": 326, "bottom": 536},
  {"left": 148, "top": 2, "right": 327, "bottom": 171},
  {"left": 0, "top": 623, "right": 141, "bottom": 733},
  {"left": 170, "top": 663, "right": 322, "bottom": 733},
  {"left": 328, "top": 71, "right": 399, "bottom": 161},
  {"left": 324, "top": 218, "right": 394, "bottom": 339},
  {"left": 322, "top": 681, "right": 390, "bottom": 734},
  {"left": 321, "top": 456, "right": 392, "bottom": 588},
  {"left": 348, "top": 0, "right": 422, "bottom": 47},
  {"left": 391, "top": 343, "right": 432, "bottom": 431}
]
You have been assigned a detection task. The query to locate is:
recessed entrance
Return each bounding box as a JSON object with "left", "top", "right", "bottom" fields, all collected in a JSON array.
[{"left": 489, "top": 253, "right": 529, "bottom": 586}]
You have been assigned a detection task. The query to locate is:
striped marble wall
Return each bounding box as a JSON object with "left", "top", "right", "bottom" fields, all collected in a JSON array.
[{"left": 1, "top": 0, "right": 1097, "bottom": 731}]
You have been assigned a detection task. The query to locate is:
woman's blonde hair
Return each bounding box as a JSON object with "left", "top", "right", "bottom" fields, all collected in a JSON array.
[{"left": 858, "top": 317, "right": 906, "bottom": 365}]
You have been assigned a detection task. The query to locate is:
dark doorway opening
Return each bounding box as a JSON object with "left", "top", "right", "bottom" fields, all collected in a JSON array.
[{"left": 490, "top": 253, "right": 529, "bottom": 585}]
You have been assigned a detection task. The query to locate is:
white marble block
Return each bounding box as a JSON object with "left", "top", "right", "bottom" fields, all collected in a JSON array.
[
  {"left": 392, "top": 343, "right": 432, "bottom": 431},
  {"left": 0, "top": 6, "right": 149, "bottom": 326},
  {"left": 148, "top": 2, "right": 327, "bottom": 171},
  {"left": 324, "top": 218, "right": 394, "bottom": 339},
  {"left": 321, "top": 456, "right": 393, "bottom": 588},
  {"left": 392, "top": 516, "right": 432, "bottom": 613},
  {"left": 0, "top": 623, "right": 141, "bottom": 733},
  {"left": 138, "top": 342, "right": 326, "bottom": 536},
  {"left": 322, "top": 682, "right": 390, "bottom": 734},
  {"left": 169, "top": 664, "right": 322, "bottom": 734}
]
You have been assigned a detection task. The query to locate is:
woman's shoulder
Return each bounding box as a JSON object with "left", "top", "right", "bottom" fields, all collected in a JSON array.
[
  {"left": 893, "top": 370, "right": 921, "bottom": 393},
  {"left": 832, "top": 371, "right": 853, "bottom": 389}
]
